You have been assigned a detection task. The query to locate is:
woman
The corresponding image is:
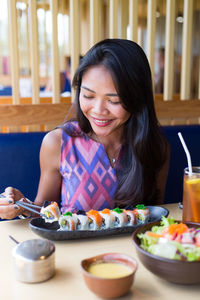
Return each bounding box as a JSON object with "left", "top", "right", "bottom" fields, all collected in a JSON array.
[{"left": 0, "top": 39, "right": 169, "bottom": 219}]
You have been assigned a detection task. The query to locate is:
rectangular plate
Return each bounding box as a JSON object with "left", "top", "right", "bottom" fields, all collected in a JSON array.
[{"left": 29, "top": 206, "right": 169, "bottom": 241}]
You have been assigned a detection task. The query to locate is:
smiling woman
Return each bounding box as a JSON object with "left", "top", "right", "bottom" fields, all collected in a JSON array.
[
  {"left": 0, "top": 39, "right": 169, "bottom": 220},
  {"left": 79, "top": 65, "right": 130, "bottom": 151}
]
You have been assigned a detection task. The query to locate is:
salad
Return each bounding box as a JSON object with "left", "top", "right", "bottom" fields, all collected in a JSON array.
[{"left": 137, "top": 216, "right": 200, "bottom": 261}]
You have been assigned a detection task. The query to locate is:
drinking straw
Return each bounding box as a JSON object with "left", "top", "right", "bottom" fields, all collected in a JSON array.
[
  {"left": 178, "top": 132, "right": 198, "bottom": 221},
  {"left": 178, "top": 132, "right": 192, "bottom": 175}
]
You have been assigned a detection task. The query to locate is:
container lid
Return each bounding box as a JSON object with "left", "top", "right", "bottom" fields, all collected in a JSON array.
[{"left": 15, "top": 239, "right": 55, "bottom": 261}]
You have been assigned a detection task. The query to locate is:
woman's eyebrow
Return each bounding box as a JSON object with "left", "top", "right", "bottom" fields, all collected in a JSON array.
[
  {"left": 81, "top": 85, "right": 118, "bottom": 97},
  {"left": 106, "top": 93, "right": 119, "bottom": 97},
  {"left": 81, "top": 85, "right": 95, "bottom": 93}
]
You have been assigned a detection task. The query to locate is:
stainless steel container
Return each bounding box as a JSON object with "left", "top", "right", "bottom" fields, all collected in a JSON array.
[{"left": 12, "top": 239, "right": 55, "bottom": 283}]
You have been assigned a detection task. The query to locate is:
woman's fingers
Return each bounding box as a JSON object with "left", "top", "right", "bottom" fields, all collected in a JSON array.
[
  {"left": 4, "top": 186, "right": 15, "bottom": 196},
  {"left": 4, "top": 187, "right": 17, "bottom": 201},
  {"left": 0, "top": 196, "right": 14, "bottom": 205},
  {"left": 4, "top": 187, "right": 25, "bottom": 201},
  {"left": 0, "top": 203, "right": 23, "bottom": 219},
  {"left": 0, "top": 187, "right": 25, "bottom": 219}
]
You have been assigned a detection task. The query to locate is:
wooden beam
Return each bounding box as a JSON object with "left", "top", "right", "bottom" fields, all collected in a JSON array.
[
  {"left": 155, "top": 99, "right": 200, "bottom": 119},
  {"left": 90, "top": 0, "right": 100, "bottom": 47},
  {"left": 129, "top": 0, "right": 138, "bottom": 42},
  {"left": 109, "top": 0, "right": 119, "bottom": 38},
  {"left": 180, "top": 0, "right": 193, "bottom": 100},
  {"left": 70, "top": 0, "right": 80, "bottom": 100},
  {"left": 0, "top": 99, "right": 200, "bottom": 128},
  {"left": 0, "top": 102, "right": 72, "bottom": 126},
  {"left": 50, "top": 0, "right": 60, "bottom": 103},
  {"left": 29, "top": 0, "right": 40, "bottom": 104},
  {"left": 146, "top": 0, "right": 156, "bottom": 79},
  {"left": 8, "top": 0, "right": 20, "bottom": 104},
  {"left": 164, "top": 0, "right": 175, "bottom": 100}
]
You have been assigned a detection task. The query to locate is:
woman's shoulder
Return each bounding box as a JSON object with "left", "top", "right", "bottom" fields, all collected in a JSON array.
[
  {"left": 41, "top": 128, "right": 62, "bottom": 154},
  {"left": 43, "top": 128, "right": 62, "bottom": 142}
]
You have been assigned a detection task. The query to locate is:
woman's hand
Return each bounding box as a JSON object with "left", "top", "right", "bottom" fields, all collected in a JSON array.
[{"left": 0, "top": 187, "right": 25, "bottom": 219}]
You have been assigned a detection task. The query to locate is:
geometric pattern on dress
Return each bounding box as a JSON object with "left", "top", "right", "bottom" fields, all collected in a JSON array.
[
  {"left": 101, "top": 172, "right": 116, "bottom": 196},
  {"left": 84, "top": 176, "right": 98, "bottom": 198},
  {"left": 60, "top": 121, "right": 118, "bottom": 212}
]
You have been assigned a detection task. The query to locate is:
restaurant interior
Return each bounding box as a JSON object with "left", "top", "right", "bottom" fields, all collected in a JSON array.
[{"left": 0, "top": 1, "right": 200, "bottom": 299}]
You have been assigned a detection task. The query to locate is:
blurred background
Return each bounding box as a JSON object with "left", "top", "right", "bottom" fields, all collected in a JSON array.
[{"left": 0, "top": 0, "right": 199, "bottom": 132}]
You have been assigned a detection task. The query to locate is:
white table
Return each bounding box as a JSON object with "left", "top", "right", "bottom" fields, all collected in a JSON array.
[{"left": 1, "top": 203, "right": 200, "bottom": 300}]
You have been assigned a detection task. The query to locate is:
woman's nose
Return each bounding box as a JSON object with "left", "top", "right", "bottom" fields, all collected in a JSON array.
[{"left": 93, "top": 99, "right": 108, "bottom": 114}]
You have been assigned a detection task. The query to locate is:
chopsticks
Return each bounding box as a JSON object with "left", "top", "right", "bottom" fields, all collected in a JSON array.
[
  {"left": 15, "top": 201, "right": 41, "bottom": 209},
  {"left": 15, "top": 201, "right": 46, "bottom": 218}
]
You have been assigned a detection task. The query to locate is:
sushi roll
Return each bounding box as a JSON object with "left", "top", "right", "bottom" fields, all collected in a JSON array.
[
  {"left": 86, "top": 210, "right": 103, "bottom": 230},
  {"left": 99, "top": 208, "right": 115, "bottom": 229},
  {"left": 40, "top": 201, "right": 61, "bottom": 223},
  {"left": 124, "top": 209, "right": 137, "bottom": 226},
  {"left": 111, "top": 208, "right": 128, "bottom": 227},
  {"left": 76, "top": 214, "right": 89, "bottom": 230},
  {"left": 134, "top": 204, "right": 150, "bottom": 224},
  {"left": 58, "top": 212, "right": 78, "bottom": 230},
  {"left": 76, "top": 210, "right": 89, "bottom": 230}
]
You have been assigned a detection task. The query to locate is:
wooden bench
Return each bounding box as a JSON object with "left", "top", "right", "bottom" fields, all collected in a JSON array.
[{"left": 0, "top": 125, "right": 199, "bottom": 211}]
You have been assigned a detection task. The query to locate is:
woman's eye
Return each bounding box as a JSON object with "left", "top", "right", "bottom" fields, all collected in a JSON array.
[
  {"left": 83, "top": 95, "right": 93, "bottom": 99},
  {"left": 108, "top": 99, "right": 121, "bottom": 105}
]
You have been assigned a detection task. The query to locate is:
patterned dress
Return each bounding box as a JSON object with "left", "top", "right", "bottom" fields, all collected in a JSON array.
[{"left": 60, "top": 121, "right": 118, "bottom": 213}]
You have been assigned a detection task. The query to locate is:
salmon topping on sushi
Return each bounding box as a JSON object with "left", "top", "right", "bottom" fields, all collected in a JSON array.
[
  {"left": 101, "top": 208, "right": 111, "bottom": 214},
  {"left": 86, "top": 210, "right": 103, "bottom": 229},
  {"left": 87, "top": 210, "right": 103, "bottom": 223}
]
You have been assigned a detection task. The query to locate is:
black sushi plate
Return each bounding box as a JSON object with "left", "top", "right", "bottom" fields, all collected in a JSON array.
[{"left": 29, "top": 206, "right": 169, "bottom": 241}]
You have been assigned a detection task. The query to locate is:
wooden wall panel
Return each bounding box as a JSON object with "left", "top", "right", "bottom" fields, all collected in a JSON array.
[
  {"left": 180, "top": 0, "right": 193, "bottom": 100},
  {"left": 109, "top": 0, "right": 119, "bottom": 38},
  {"left": 29, "top": 0, "right": 40, "bottom": 104},
  {"left": 129, "top": 0, "right": 138, "bottom": 42},
  {"left": 164, "top": 0, "right": 175, "bottom": 100},
  {"left": 8, "top": 0, "right": 20, "bottom": 104},
  {"left": 50, "top": 0, "right": 60, "bottom": 103},
  {"left": 147, "top": 0, "right": 156, "bottom": 80}
]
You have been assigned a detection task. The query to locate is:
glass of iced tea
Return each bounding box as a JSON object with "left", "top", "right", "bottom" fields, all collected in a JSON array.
[{"left": 182, "top": 167, "right": 200, "bottom": 223}]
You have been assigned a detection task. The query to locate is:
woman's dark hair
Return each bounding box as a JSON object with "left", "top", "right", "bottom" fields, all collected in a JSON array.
[{"left": 68, "top": 39, "right": 168, "bottom": 207}]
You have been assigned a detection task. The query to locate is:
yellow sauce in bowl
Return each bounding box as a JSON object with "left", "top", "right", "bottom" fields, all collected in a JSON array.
[{"left": 88, "top": 262, "right": 133, "bottom": 279}]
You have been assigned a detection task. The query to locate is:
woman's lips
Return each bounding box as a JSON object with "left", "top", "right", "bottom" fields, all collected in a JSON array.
[{"left": 92, "top": 117, "right": 113, "bottom": 127}]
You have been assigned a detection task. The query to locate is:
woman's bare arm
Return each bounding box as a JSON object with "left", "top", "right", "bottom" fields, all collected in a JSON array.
[{"left": 34, "top": 128, "right": 62, "bottom": 207}]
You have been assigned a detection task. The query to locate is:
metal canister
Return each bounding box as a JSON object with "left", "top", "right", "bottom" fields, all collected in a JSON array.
[{"left": 12, "top": 238, "right": 55, "bottom": 283}]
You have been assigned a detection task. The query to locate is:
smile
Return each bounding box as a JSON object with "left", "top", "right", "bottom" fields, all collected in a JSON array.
[{"left": 92, "top": 118, "right": 113, "bottom": 126}]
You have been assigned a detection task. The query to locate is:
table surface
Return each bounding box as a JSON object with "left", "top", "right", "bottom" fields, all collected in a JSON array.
[{"left": 1, "top": 203, "right": 200, "bottom": 300}]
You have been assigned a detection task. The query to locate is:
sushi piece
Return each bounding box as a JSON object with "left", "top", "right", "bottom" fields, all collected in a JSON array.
[
  {"left": 58, "top": 212, "right": 78, "bottom": 230},
  {"left": 76, "top": 210, "right": 89, "bottom": 230},
  {"left": 99, "top": 208, "right": 115, "bottom": 229},
  {"left": 86, "top": 210, "right": 103, "bottom": 230},
  {"left": 111, "top": 208, "right": 128, "bottom": 227},
  {"left": 76, "top": 214, "right": 89, "bottom": 230},
  {"left": 134, "top": 204, "right": 150, "bottom": 224},
  {"left": 124, "top": 209, "right": 137, "bottom": 226},
  {"left": 40, "top": 201, "right": 61, "bottom": 223}
]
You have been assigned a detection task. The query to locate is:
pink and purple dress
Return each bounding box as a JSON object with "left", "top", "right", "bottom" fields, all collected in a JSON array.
[{"left": 60, "top": 121, "right": 118, "bottom": 213}]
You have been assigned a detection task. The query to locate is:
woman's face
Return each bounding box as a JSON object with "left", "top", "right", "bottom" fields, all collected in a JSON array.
[{"left": 79, "top": 65, "right": 130, "bottom": 140}]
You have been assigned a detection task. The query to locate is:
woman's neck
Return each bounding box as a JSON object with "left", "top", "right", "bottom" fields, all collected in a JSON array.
[
  {"left": 90, "top": 129, "right": 125, "bottom": 167},
  {"left": 91, "top": 129, "right": 124, "bottom": 149}
]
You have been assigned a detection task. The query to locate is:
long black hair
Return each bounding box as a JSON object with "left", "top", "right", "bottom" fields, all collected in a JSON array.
[{"left": 70, "top": 38, "right": 168, "bottom": 207}]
